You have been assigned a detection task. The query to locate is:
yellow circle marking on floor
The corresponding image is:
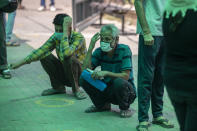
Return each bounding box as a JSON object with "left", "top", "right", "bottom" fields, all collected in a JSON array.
[{"left": 35, "top": 98, "right": 74, "bottom": 107}]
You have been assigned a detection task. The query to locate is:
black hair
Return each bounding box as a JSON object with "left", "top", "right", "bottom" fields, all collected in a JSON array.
[{"left": 53, "top": 13, "right": 70, "bottom": 26}]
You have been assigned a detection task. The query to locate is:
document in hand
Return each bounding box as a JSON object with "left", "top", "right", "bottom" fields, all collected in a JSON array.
[{"left": 81, "top": 69, "right": 107, "bottom": 91}]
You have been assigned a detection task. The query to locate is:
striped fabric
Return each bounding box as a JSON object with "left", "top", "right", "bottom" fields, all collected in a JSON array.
[
  {"left": 25, "top": 31, "right": 87, "bottom": 64},
  {"left": 92, "top": 44, "right": 136, "bottom": 90}
]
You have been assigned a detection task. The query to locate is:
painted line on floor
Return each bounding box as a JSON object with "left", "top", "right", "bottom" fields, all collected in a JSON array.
[{"left": 35, "top": 98, "right": 75, "bottom": 108}]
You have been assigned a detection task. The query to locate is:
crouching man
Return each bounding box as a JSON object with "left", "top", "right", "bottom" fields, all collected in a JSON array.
[
  {"left": 80, "top": 24, "right": 136, "bottom": 117},
  {"left": 11, "top": 13, "right": 87, "bottom": 100}
]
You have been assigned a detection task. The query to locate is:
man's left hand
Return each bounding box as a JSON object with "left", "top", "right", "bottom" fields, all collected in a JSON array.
[{"left": 10, "top": 60, "right": 26, "bottom": 69}]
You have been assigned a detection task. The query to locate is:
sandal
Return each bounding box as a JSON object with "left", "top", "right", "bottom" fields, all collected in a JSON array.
[
  {"left": 74, "top": 91, "right": 87, "bottom": 100},
  {"left": 120, "top": 109, "right": 132, "bottom": 118},
  {"left": 1, "top": 69, "right": 12, "bottom": 79},
  {"left": 152, "top": 116, "right": 174, "bottom": 128},
  {"left": 136, "top": 122, "right": 150, "bottom": 131},
  {"left": 85, "top": 105, "right": 100, "bottom": 113},
  {"left": 85, "top": 105, "right": 111, "bottom": 113},
  {"left": 41, "top": 88, "right": 66, "bottom": 96},
  {"left": 6, "top": 41, "right": 20, "bottom": 47}
]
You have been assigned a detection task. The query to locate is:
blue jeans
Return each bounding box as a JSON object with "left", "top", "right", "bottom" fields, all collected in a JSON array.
[
  {"left": 4, "top": 11, "right": 16, "bottom": 42},
  {"left": 41, "top": 0, "right": 55, "bottom": 7}
]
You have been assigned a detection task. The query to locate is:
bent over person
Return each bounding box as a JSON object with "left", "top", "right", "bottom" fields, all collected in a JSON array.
[
  {"left": 80, "top": 24, "right": 136, "bottom": 118},
  {"left": 11, "top": 13, "right": 87, "bottom": 100}
]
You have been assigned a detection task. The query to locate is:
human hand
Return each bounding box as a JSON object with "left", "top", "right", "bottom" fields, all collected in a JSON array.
[
  {"left": 143, "top": 33, "right": 154, "bottom": 46},
  {"left": 10, "top": 60, "right": 25, "bottom": 69},
  {"left": 89, "top": 33, "right": 100, "bottom": 50},
  {"left": 91, "top": 71, "right": 108, "bottom": 80},
  {"left": 63, "top": 17, "right": 72, "bottom": 36}
]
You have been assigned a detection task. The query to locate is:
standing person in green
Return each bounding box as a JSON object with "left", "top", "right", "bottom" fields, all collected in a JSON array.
[{"left": 134, "top": 0, "right": 174, "bottom": 130}]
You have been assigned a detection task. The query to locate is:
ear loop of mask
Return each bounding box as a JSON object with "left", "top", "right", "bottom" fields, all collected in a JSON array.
[{"left": 110, "top": 37, "right": 117, "bottom": 48}]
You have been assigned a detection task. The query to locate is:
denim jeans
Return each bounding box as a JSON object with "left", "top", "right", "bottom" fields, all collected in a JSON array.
[
  {"left": 4, "top": 11, "right": 16, "bottom": 42},
  {"left": 41, "top": 0, "right": 55, "bottom": 7}
]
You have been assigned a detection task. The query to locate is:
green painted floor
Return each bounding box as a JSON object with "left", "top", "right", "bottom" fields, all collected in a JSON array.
[{"left": 0, "top": 37, "right": 179, "bottom": 131}]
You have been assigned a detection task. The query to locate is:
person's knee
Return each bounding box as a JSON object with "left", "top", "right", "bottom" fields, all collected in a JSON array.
[
  {"left": 113, "top": 78, "right": 127, "bottom": 91},
  {"left": 40, "top": 58, "right": 46, "bottom": 64},
  {"left": 40, "top": 58, "right": 48, "bottom": 65},
  {"left": 63, "top": 57, "right": 72, "bottom": 64},
  {"left": 62, "top": 57, "right": 73, "bottom": 71},
  {"left": 113, "top": 78, "right": 136, "bottom": 101}
]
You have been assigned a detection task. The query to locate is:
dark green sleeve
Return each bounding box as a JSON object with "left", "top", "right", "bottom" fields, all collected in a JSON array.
[{"left": 121, "top": 46, "right": 132, "bottom": 71}]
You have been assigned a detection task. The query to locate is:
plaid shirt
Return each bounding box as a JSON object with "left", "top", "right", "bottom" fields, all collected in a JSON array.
[{"left": 25, "top": 31, "right": 87, "bottom": 64}]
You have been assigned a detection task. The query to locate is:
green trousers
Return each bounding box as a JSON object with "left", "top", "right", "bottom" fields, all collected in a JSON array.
[{"left": 137, "top": 35, "right": 165, "bottom": 122}]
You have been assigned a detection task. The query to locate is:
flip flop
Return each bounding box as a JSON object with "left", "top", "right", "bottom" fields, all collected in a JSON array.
[
  {"left": 74, "top": 91, "right": 87, "bottom": 100},
  {"left": 85, "top": 105, "right": 111, "bottom": 113},
  {"left": 120, "top": 109, "right": 132, "bottom": 118},
  {"left": 41, "top": 88, "right": 66, "bottom": 96},
  {"left": 85, "top": 105, "right": 100, "bottom": 113},
  {"left": 152, "top": 116, "right": 174, "bottom": 128},
  {"left": 136, "top": 122, "right": 151, "bottom": 131}
]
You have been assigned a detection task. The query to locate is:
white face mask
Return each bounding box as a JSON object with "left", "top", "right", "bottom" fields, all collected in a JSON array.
[
  {"left": 100, "top": 41, "right": 113, "bottom": 52},
  {"left": 54, "top": 32, "right": 63, "bottom": 40}
]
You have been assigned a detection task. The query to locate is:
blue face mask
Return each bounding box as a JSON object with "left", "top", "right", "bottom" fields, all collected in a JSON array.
[{"left": 54, "top": 32, "right": 63, "bottom": 40}]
